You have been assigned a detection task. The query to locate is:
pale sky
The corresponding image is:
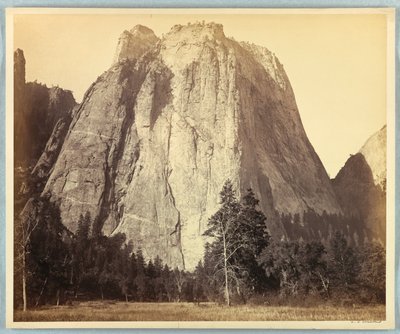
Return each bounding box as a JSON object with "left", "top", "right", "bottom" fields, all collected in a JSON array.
[{"left": 13, "top": 12, "right": 388, "bottom": 177}]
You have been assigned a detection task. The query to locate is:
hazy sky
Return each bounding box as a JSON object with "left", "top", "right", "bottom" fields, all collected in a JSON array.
[{"left": 13, "top": 11, "right": 388, "bottom": 177}]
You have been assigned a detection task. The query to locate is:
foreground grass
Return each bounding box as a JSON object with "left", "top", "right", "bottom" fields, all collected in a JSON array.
[{"left": 14, "top": 301, "right": 385, "bottom": 322}]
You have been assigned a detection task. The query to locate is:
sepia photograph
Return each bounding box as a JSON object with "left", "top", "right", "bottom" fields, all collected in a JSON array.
[{"left": 5, "top": 8, "right": 395, "bottom": 329}]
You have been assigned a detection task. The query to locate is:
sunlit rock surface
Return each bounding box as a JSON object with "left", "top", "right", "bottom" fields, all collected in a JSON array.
[{"left": 41, "top": 23, "right": 342, "bottom": 269}]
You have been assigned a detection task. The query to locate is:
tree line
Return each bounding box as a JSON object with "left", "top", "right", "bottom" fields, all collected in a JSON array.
[
  {"left": 196, "top": 181, "right": 385, "bottom": 305},
  {"left": 279, "top": 208, "right": 375, "bottom": 246},
  {"left": 15, "top": 196, "right": 198, "bottom": 309},
  {"left": 15, "top": 181, "right": 385, "bottom": 310}
]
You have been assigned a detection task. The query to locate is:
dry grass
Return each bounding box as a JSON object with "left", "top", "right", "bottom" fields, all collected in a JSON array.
[{"left": 14, "top": 301, "right": 385, "bottom": 322}]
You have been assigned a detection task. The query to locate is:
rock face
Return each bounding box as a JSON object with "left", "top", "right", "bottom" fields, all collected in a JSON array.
[
  {"left": 359, "top": 125, "right": 386, "bottom": 190},
  {"left": 332, "top": 126, "right": 386, "bottom": 244},
  {"left": 14, "top": 49, "right": 77, "bottom": 167},
  {"left": 14, "top": 49, "right": 26, "bottom": 98},
  {"left": 41, "top": 23, "right": 342, "bottom": 269},
  {"left": 32, "top": 105, "right": 79, "bottom": 181},
  {"left": 113, "top": 25, "right": 160, "bottom": 63}
]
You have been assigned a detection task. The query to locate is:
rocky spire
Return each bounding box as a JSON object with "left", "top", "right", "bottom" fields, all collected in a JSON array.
[
  {"left": 14, "top": 49, "right": 26, "bottom": 94},
  {"left": 113, "top": 25, "right": 159, "bottom": 63}
]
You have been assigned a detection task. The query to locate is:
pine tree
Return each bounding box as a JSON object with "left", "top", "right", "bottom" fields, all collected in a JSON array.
[
  {"left": 299, "top": 241, "right": 329, "bottom": 297},
  {"left": 146, "top": 260, "right": 156, "bottom": 300},
  {"left": 258, "top": 240, "right": 303, "bottom": 296},
  {"left": 22, "top": 197, "right": 71, "bottom": 307},
  {"left": 203, "top": 182, "right": 270, "bottom": 305},
  {"left": 193, "top": 261, "right": 206, "bottom": 303},
  {"left": 128, "top": 252, "right": 138, "bottom": 300},
  {"left": 72, "top": 212, "right": 91, "bottom": 297},
  {"left": 118, "top": 241, "right": 132, "bottom": 302},
  {"left": 172, "top": 267, "right": 185, "bottom": 302},
  {"left": 328, "top": 231, "right": 360, "bottom": 297},
  {"left": 134, "top": 249, "right": 146, "bottom": 301},
  {"left": 15, "top": 198, "right": 42, "bottom": 311},
  {"left": 203, "top": 180, "right": 241, "bottom": 305},
  {"left": 358, "top": 242, "right": 386, "bottom": 302},
  {"left": 162, "top": 264, "right": 174, "bottom": 302},
  {"left": 153, "top": 256, "right": 165, "bottom": 301},
  {"left": 236, "top": 189, "right": 270, "bottom": 296}
]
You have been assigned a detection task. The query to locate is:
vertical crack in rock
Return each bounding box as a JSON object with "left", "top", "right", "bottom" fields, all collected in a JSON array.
[
  {"left": 40, "top": 82, "right": 97, "bottom": 194},
  {"left": 98, "top": 141, "right": 113, "bottom": 234},
  {"left": 150, "top": 64, "right": 173, "bottom": 130},
  {"left": 165, "top": 171, "right": 185, "bottom": 269},
  {"left": 164, "top": 100, "right": 185, "bottom": 268},
  {"left": 99, "top": 60, "right": 149, "bottom": 234}
]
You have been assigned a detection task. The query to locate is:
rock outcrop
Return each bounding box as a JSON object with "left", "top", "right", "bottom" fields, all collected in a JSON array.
[
  {"left": 40, "top": 23, "right": 342, "bottom": 269},
  {"left": 14, "top": 49, "right": 77, "bottom": 167},
  {"left": 359, "top": 125, "right": 386, "bottom": 190},
  {"left": 113, "top": 25, "right": 160, "bottom": 64},
  {"left": 332, "top": 126, "right": 386, "bottom": 244}
]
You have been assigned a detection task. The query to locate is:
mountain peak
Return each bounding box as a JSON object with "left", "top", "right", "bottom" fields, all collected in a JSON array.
[
  {"left": 359, "top": 125, "right": 386, "bottom": 189},
  {"left": 14, "top": 48, "right": 25, "bottom": 60},
  {"left": 334, "top": 153, "right": 375, "bottom": 186},
  {"left": 14, "top": 48, "right": 26, "bottom": 86},
  {"left": 240, "top": 42, "right": 288, "bottom": 90},
  {"left": 166, "top": 21, "right": 226, "bottom": 42},
  {"left": 113, "top": 25, "right": 159, "bottom": 63},
  {"left": 130, "top": 24, "right": 155, "bottom": 35}
]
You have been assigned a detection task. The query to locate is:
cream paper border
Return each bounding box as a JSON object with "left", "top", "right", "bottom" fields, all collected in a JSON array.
[{"left": 5, "top": 7, "right": 396, "bottom": 330}]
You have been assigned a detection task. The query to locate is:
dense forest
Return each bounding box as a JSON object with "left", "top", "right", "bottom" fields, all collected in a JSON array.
[{"left": 14, "top": 180, "right": 385, "bottom": 310}]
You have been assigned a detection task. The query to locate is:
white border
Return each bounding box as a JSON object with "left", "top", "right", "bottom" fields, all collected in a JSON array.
[{"left": 5, "top": 7, "right": 396, "bottom": 329}]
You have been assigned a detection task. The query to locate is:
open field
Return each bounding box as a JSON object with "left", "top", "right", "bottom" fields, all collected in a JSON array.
[{"left": 14, "top": 301, "right": 385, "bottom": 322}]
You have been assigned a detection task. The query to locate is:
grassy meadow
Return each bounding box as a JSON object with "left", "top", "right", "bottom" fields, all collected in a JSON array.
[{"left": 14, "top": 301, "right": 385, "bottom": 322}]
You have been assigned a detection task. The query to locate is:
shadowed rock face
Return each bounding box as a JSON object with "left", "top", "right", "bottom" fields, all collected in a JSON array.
[
  {"left": 40, "top": 23, "right": 342, "bottom": 269},
  {"left": 332, "top": 127, "right": 386, "bottom": 244},
  {"left": 14, "top": 49, "right": 77, "bottom": 167}
]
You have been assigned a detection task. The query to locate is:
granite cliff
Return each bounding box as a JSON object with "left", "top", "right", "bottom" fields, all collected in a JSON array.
[
  {"left": 332, "top": 126, "right": 386, "bottom": 244},
  {"left": 359, "top": 125, "right": 387, "bottom": 190},
  {"left": 14, "top": 49, "right": 77, "bottom": 167},
  {"left": 38, "top": 23, "right": 343, "bottom": 269}
]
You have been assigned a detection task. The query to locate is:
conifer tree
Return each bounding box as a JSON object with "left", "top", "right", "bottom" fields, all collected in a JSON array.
[
  {"left": 358, "top": 242, "right": 385, "bottom": 302},
  {"left": 203, "top": 180, "right": 241, "bottom": 305},
  {"left": 329, "top": 231, "right": 360, "bottom": 292},
  {"left": 203, "top": 181, "right": 269, "bottom": 305},
  {"left": 236, "top": 189, "right": 270, "bottom": 295},
  {"left": 134, "top": 249, "right": 146, "bottom": 301}
]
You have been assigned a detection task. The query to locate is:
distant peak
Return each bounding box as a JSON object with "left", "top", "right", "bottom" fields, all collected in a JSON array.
[
  {"left": 14, "top": 48, "right": 25, "bottom": 57},
  {"left": 359, "top": 125, "right": 387, "bottom": 154},
  {"left": 167, "top": 21, "right": 225, "bottom": 40},
  {"left": 130, "top": 25, "right": 156, "bottom": 35},
  {"left": 14, "top": 48, "right": 26, "bottom": 85},
  {"left": 14, "top": 48, "right": 26, "bottom": 66}
]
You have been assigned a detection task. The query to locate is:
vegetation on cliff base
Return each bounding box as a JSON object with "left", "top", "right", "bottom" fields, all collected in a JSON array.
[{"left": 14, "top": 181, "right": 386, "bottom": 312}]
